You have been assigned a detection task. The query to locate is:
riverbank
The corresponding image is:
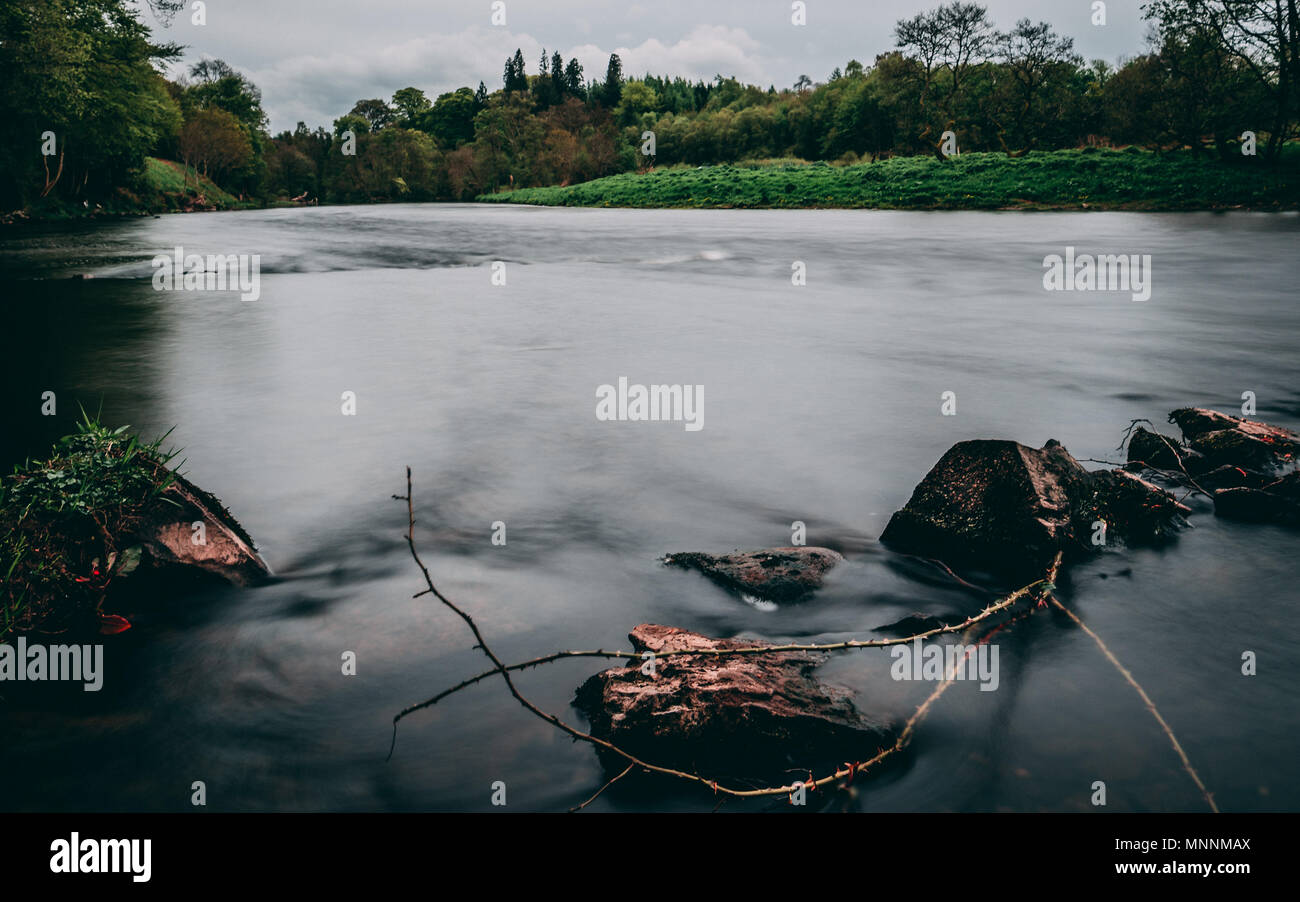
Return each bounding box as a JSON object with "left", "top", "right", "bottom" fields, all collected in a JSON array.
[
  {"left": 1, "top": 158, "right": 250, "bottom": 226},
  {"left": 476, "top": 147, "right": 1300, "bottom": 211}
]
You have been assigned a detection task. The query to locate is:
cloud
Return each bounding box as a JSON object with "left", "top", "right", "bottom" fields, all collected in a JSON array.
[
  {"left": 188, "top": 24, "right": 770, "bottom": 131},
  {"left": 573, "top": 24, "right": 770, "bottom": 84},
  {"left": 232, "top": 26, "right": 543, "bottom": 130}
]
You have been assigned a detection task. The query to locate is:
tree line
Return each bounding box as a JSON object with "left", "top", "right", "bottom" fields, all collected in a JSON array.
[{"left": 1, "top": 0, "right": 1295, "bottom": 213}]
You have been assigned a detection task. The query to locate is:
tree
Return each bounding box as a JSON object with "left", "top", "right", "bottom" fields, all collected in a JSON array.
[
  {"left": 391, "top": 87, "right": 432, "bottom": 127},
  {"left": 992, "top": 19, "right": 1081, "bottom": 154},
  {"left": 601, "top": 53, "right": 624, "bottom": 107},
  {"left": 184, "top": 59, "right": 267, "bottom": 133},
  {"left": 0, "top": 0, "right": 183, "bottom": 209},
  {"left": 1146, "top": 0, "right": 1299, "bottom": 160},
  {"left": 615, "top": 81, "right": 660, "bottom": 126},
  {"left": 895, "top": 2, "right": 993, "bottom": 156},
  {"left": 178, "top": 106, "right": 253, "bottom": 183},
  {"left": 564, "top": 59, "right": 586, "bottom": 99},
  {"left": 895, "top": 7, "right": 947, "bottom": 148},
  {"left": 551, "top": 50, "right": 566, "bottom": 104},
  {"left": 504, "top": 48, "right": 528, "bottom": 94},
  {"left": 471, "top": 95, "right": 546, "bottom": 189},
  {"left": 327, "top": 127, "right": 440, "bottom": 202},
  {"left": 794, "top": 74, "right": 813, "bottom": 92},
  {"left": 420, "top": 87, "right": 477, "bottom": 148},
  {"left": 937, "top": 3, "right": 994, "bottom": 114},
  {"left": 348, "top": 98, "right": 396, "bottom": 132}
]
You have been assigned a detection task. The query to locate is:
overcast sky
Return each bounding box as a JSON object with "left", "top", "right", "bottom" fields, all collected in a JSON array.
[{"left": 145, "top": 0, "right": 1155, "bottom": 133}]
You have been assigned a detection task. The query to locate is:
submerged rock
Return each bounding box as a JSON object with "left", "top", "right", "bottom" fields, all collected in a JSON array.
[
  {"left": 573, "top": 624, "right": 891, "bottom": 777},
  {"left": 873, "top": 612, "right": 953, "bottom": 637},
  {"left": 664, "top": 547, "right": 843, "bottom": 602},
  {"left": 880, "top": 439, "right": 1187, "bottom": 583}
]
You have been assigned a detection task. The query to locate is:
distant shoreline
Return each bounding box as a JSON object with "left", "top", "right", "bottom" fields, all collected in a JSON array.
[
  {"left": 475, "top": 148, "right": 1300, "bottom": 212},
  {"left": 7, "top": 147, "right": 1298, "bottom": 226}
]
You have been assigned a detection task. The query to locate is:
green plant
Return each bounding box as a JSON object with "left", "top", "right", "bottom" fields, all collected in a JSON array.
[{"left": 0, "top": 409, "right": 181, "bottom": 639}]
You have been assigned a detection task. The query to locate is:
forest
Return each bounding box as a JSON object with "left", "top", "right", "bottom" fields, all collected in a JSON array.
[{"left": 1, "top": 0, "right": 1296, "bottom": 213}]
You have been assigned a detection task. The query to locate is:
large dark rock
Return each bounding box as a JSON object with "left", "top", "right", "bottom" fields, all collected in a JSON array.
[
  {"left": 1170, "top": 408, "right": 1300, "bottom": 473},
  {"left": 664, "top": 547, "right": 843, "bottom": 602},
  {"left": 1126, "top": 426, "right": 1191, "bottom": 469},
  {"left": 573, "top": 624, "right": 891, "bottom": 777},
  {"left": 1213, "top": 472, "right": 1300, "bottom": 527},
  {"left": 880, "top": 439, "right": 1188, "bottom": 583}
]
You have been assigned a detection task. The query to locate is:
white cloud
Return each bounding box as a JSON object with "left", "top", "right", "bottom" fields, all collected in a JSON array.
[
  {"left": 211, "top": 24, "right": 769, "bottom": 131},
  {"left": 576, "top": 24, "right": 769, "bottom": 84}
]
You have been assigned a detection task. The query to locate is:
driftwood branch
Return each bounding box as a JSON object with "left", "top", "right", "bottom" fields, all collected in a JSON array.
[
  {"left": 390, "top": 582, "right": 1045, "bottom": 726},
  {"left": 1046, "top": 593, "right": 1218, "bottom": 813},
  {"left": 389, "top": 469, "right": 1217, "bottom": 812},
  {"left": 388, "top": 468, "right": 1059, "bottom": 805}
]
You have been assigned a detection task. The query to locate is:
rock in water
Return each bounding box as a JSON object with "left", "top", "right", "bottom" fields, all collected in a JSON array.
[
  {"left": 663, "top": 547, "right": 843, "bottom": 601},
  {"left": 1125, "top": 426, "right": 1191, "bottom": 469},
  {"left": 880, "top": 439, "right": 1188, "bottom": 583},
  {"left": 573, "top": 624, "right": 891, "bottom": 778},
  {"left": 138, "top": 471, "right": 270, "bottom": 585},
  {"left": 1213, "top": 471, "right": 1300, "bottom": 527},
  {"left": 873, "top": 612, "right": 953, "bottom": 637},
  {"left": 1169, "top": 407, "right": 1300, "bottom": 473}
]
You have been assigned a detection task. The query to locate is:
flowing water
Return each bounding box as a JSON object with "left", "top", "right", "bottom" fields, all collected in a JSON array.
[{"left": 1, "top": 204, "right": 1297, "bottom": 812}]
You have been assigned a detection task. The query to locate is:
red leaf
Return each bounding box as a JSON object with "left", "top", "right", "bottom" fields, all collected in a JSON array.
[{"left": 99, "top": 613, "right": 132, "bottom": 635}]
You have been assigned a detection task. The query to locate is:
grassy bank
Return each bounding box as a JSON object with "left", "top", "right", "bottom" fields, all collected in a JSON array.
[
  {"left": 1, "top": 416, "right": 178, "bottom": 640},
  {"left": 134, "top": 157, "right": 246, "bottom": 213},
  {"left": 3, "top": 158, "right": 248, "bottom": 224},
  {"left": 477, "top": 147, "right": 1300, "bottom": 211}
]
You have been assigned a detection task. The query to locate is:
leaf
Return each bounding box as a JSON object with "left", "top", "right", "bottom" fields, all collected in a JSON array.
[
  {"left": 99, "top": 613, "right": 132, "bottom": 635},
  {"left": 116, "top": 545, "right": 142, "bottom": 577}
]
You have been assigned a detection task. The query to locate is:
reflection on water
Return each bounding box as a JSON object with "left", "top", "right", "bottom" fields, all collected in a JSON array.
[{"left": 1, "top": 205, "right": 1298, "bottom": 811}]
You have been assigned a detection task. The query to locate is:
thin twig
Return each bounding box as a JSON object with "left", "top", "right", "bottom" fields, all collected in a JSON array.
[
  {"left": 569, "top": 764, "right": 635, "bottom": 813},
  {"left": 1110, "top": 419, "right": 1212, "bottom": 499},
  {"left": 1046, "top": 593, "right": 1218, "bottom": 813}
]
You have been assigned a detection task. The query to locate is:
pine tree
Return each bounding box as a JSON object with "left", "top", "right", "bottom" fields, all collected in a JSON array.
[
  {"left": 601, "top": 53, "right": 623, "bottom": 107},
  {"left": 503, "top": 49, "right": 527, "bottom": 94},
  {"left": 564, "top": 59, "right": 585, "bottom": 100},
  {"left": 551, "top": 50, "right": 565, "bottom": 103}
]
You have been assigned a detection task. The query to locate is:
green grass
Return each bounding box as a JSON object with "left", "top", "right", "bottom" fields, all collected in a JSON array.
[
  {"left": 477, "top": 147, "right": 1300, "bottom": 211},
  {"left": 0, "top": 413, "right": 181, "bottom": 640},
  {"left": 5, "top": 158, "right": 248, "bottom": 224},
  {"left": 133, "top": 157, "right": 246, "bottom": 213}
]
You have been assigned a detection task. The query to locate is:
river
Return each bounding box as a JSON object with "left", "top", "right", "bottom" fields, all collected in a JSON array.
[{"left": 1, "top": 203, "right": 1297, "bottom": 811}]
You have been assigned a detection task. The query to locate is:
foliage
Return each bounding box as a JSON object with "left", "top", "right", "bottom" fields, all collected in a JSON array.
[
  {"left": 3, "top": 0, "right": 1296, "bottom": 215},
  {"left": 478, "top": 147, "right": 1300, "bottom": 210},
  {"left": 0, "top": 414, "right": 180, "bottom": 639}
]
